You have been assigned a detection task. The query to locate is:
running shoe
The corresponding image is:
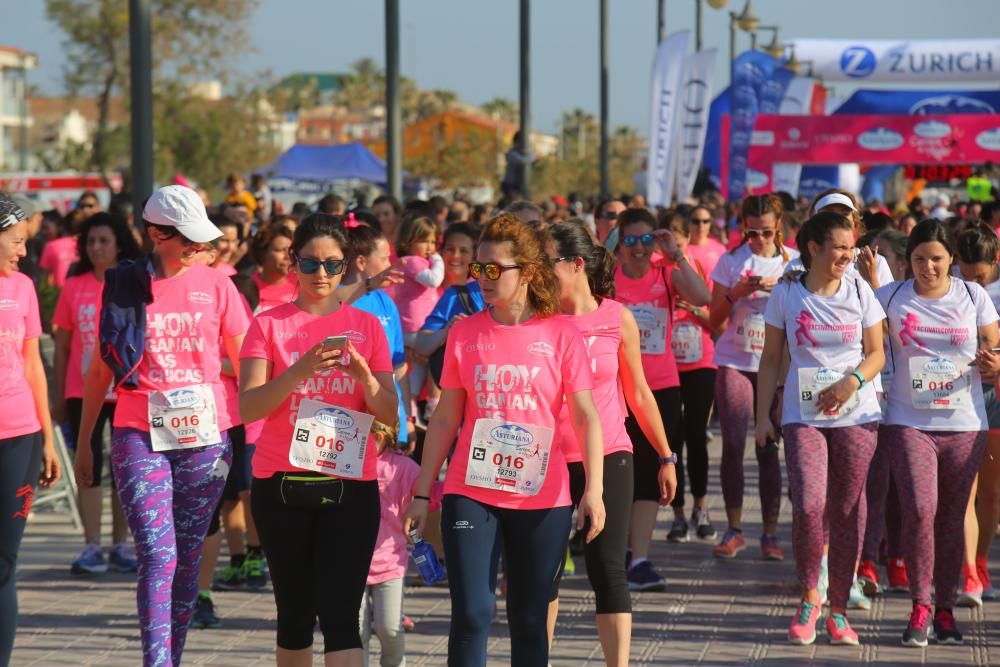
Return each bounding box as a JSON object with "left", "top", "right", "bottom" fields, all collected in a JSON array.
[
  {"left": 242, "top": 553, "right": 267, "bottom": 590},
  {"left": 901, "top": 603, "right": 931, "bottom": 647},
  {"left": 760, "top": 535, "right": 784, "bottom": 561},
  {"left": 213, "top": 563, "right": 246, "bottom": 590},
  {"left": 713, "top": 529, "right": 746, "bottom": 559},
  {"left": 626, "top": 560, "right": 667, "bottom": 592},
  {"left": 568, "top": 530, "right": 586, "bottom": 556},
  {"left": 957, "top": 565, "right": 983, "bottom": 608},
  {"left": 666, "top": 517, "right": 689, "bottom": 543},
  {"left": 857, "top": 560, "right": 880, "bottom": 597},
  {"left": 109, "top": 543, "right": 138, "bottom": 573},
  {"left": 977, "top": 555, "right": 997, "bottom": 601},
  {"left": 826, "top": 612, "right": 859, "bottom": 646},
  {"left": 71, "top": 544, "right": 108, "bottom": 575},
  {"left": 563, "top": 547, "right": 576, "bottom": 576},
  {"left": 817, "top": 555, "right": 829, "bottom": 606},
  {"left": 692, "top": 507, "right": 717, "bottom": 540},
  {"left": 401, "top": 615, "right": 415, "bottom": 632},
  {"left": 191, "top": 593, "right": 221, "bottom": 629},
  {"left": 932, "top": 607, "right": 963, "bottom": 645},
  {"left": 847, "top": 577, "right": 872, "bottom": 610},
  {"left": 886, "top": 558, "right": 910, "bottom": 593},
  {"left": 788, "top": 600, "right": 820, "bottom": 645}
]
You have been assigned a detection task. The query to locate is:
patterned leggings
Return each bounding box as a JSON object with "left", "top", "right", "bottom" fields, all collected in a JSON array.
[
  {"left": 861, "top": 426, "right": 903, "bottom": 562},
  {"left": 885, "top": 426, "right": 986, "bottom": 608},
  {"left": 111, "top": 428, "right": 232, "bottom": 667},
  {"left": 715, "top": 366, "right": 782, "bottom": 525},
  {"left": 784, "top": 423, "right": 878, "bottom": 609}
]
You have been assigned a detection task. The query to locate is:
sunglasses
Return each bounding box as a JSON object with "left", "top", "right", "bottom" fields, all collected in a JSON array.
[
  {"left": 469, "top": 262, "right": 521, "bottom": 280},
  {"left": 297, "top": 257, "right": 347, "bottom": 275},
  {"left": 691, "top": 217, "right": 713, "bottom": 224},
  {"left": 601, "top": 210, "right": 619, "bottom": 220},
  {"left": 547, "top": 256, "right": 576, "bottom": 266},
  {"left": 153, "top": 226, "right": 199, "bottom": 248},
  {"left": 745, "top": 228, "right": 776, "bottom": 240},
  {"left": 622, "top": 233, "right": 655, "bottom": 247}
]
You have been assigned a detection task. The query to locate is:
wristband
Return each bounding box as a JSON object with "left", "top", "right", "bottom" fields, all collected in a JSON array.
[
  {"left": 851, "top": 371, "right": 866, "bottom": 388},
  {"left": 659, "top": 453, "right": 678, "bottom": 465},
  {"left": 413, "top": 495, "right": 431, "bottom": 501}
]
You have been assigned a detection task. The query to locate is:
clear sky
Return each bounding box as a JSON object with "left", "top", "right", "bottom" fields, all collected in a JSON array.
[{"left": 3, "top": 0, "right": 999, "bottom": 137}]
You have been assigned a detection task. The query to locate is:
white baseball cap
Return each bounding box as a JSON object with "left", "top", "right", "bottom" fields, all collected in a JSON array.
[{"left": 143, "top": 185, "right": 221, "bottom": 243}]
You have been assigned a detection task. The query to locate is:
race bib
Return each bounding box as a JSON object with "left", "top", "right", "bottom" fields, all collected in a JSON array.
[
  {"left": 798, "top": 367, "right": 860, "bottom": 421},
  {"left": 739, "top": 312, "right": 766, "bottom": 353},
  {"left": 908, "top": 356, "right": 973, "bottom": 410},
  {"left": 627, "top": 304, "right": 668, "bottom": 355},
  {"left": 148, "top": 383, "right": 221, "bottom": 452},
  {"left": 671, "top": 322, "right": 703, "bottom": 364},
  {"left": 465, "top": 418, "right": 553, "bottom": 496},
  {"left": 289, "top": 398, "right": 374, "bottom": 479}
]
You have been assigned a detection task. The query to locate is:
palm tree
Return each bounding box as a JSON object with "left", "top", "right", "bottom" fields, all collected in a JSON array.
[{"left": 481, "top": 97, "right": 518, "bottom": 122}]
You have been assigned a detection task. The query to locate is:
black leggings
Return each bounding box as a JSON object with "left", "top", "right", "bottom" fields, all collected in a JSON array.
[
  {"left": 0, "top": 431, "right": 41, "bottom": 666},
  {"left": 549, "top": 452, "right": 634, "bottom": 614},
  {"left": 251, "top": 475, "right": 379, "bottom": 654},
  {"left": 66, "top": 398, "right": 115, "bottom": 487},
  {"left": 626, "top": 386, "right": 683, "bottom": 502},
  {"left": 673, "top": 368, "right": 716, "bottom": 508},
  {"left": 442, "top": 494, "right": 572, "bottom": 667}
]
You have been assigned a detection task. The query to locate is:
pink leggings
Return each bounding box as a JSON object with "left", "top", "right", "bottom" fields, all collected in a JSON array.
[
  {"left": 784, "top": 422, "right": 877, "bottom": 609},
  {"left": 715, "top": 366, "right": 782, "bottom": 525},
  {"left": 885, "top": 426, "right": 986, "bottom": 608}
]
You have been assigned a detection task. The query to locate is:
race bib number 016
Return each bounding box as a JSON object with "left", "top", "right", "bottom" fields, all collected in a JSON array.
[
  {"left": 908, "top": 356, "right": 973, "bottom": 410},
  {"left": 289, "top": 398, "right": 374, "bottom": 479},
  {"left": 671, "top": 322, "right": 703, "bottom": 363},
  {"left": 148, "top": 383, "right": 221, "bottom": 452},
  {"left": 627, "top": 304, "right": 668, "bottom": 355},
  {"left": 465, "top": 419, "right": 554, "bottom": 496},
  {"left": 798, "top": 367, "right": 860, "bottom": 421},
  {"left": 739, "top": 312, "right": 766, "bottom": 353}
]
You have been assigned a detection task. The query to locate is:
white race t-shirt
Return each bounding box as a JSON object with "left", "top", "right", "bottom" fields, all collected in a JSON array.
[
  {"left": 876, "top": 278, "right": 999, "bottom": 431},
  {"left": 764, "top": 277, "right": 885, "bottom": 427},
  {"left": 711, "top": 243, "right": 800, "bottom": 372},
  {"left": 787, "top": 251, "right": 894, "bottom": 290}
]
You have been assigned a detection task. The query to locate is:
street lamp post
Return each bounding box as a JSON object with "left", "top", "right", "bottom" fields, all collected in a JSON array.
[
  {"left": 697, "top": 0, "right": 729, "bottom": 53},
  {"left": 599, "top": 0, "right": 609, "bottom": 198},
  {"left": 519, "top": 0, "right": 532, "bottom": 200},
  {"left": 385, "top": 0, "right": 402, "bottom": 200},
  {"left": 129, "top": 0, "right": 154, "bottom": 210},
  {"left": 657, "top": 0, "right": 665, "bottom": 44}
]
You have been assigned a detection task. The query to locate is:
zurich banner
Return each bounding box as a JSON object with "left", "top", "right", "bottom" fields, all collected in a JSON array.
[{"left": 788, "top": 39, "right": 1000, "bottom": 83}]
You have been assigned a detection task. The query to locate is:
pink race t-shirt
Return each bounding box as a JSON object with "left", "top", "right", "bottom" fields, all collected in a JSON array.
[
  {"left": 0, "top": 272, "right": 43, "bottom": 439},
  {"left": 368, "top": 448, "right": 421, "bottom": 585},
  {"left": 218, "top": 292, "right": 254, "bottom": 428},
  {"left": 52, "top": 272, "right": 115, "bottom": 400},
  {"left": 439, "top": 311, "right": 593, "bottom": 510},
  {"left": 671, "top": 247, "right": 721, "bottom": 373},
  {"left": 240, "top": 302, "right": 393, "bottom": 481},
  {"left": 113, "top": 264, "right": 250, "bottom": 432},
  {"left": 252, "top": 272, "right": 298, "bottom": 314},
  {"left": 215, "top": 261, "right": 238, "bottom": 277},
  {"left": 394, "top": 255, "right": 441, "bottom": 334},
  {"left": 555, "top": 299, "right": 631, "bottom": 463},
  {"left": 39, "top": 236, "right": 79, "bottom": 288},
  {"left": 613, "top": 265, "right": 680, "bottom": 390}
]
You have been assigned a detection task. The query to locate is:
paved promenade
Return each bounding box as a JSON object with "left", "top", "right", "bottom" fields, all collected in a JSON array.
[{"left": 11, "top": 435, "right": 998, "bottom": 666}]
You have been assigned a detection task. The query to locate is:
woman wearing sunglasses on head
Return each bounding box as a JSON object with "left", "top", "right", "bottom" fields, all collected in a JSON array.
[
  {"left": 404, "top": 213, "right": 606, "bottom": 667},
  {"left": 74, "top": 186, "right": 250, "bottom": 667},
  {"left": 239, "top": 213, "right": 398, "bottom": 666},
  {"left": 708, "top": 194, "right": 799, "bottom": 561},
  {"left": 612, "top": 207, "right": 710, "bottom": 591}
]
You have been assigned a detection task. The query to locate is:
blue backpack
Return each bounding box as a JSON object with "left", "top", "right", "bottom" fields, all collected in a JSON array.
[{"left": 99, "top": 256, "right": 155, "bottom": 390}]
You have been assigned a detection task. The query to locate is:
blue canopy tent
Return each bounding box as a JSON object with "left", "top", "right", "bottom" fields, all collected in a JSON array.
[{"left": 256, "top": 143, "right": 388, "bottom": 184}]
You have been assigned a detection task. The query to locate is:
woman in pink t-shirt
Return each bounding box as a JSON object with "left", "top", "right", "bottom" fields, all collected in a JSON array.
[
  {"left": 612, "top": 207, "right": 710, "bottom": 592},
  {"left": 249, "top": 223, "right": 297, "bottom": 313},
  {"left": 239, "top": 213, "right": 398, "bottom": 664},
  {"left": 53, "top": 212, "right": 142, "bottom": 575},
  {"left": 0, "top": 194, "right": 61, "bottom": 665},
  {"left": 404, "top": 213, "right": 606, "bottom": 667},
  {"left": 543, "top": 220, "right": 677, "bottom": 667},
  {"left": 74, "top": 185, "right": 250, "bottom": 667}
]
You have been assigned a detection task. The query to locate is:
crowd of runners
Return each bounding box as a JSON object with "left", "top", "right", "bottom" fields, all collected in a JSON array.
[{"left": 1, "top": 174, "right": 999, "bottom": 666}]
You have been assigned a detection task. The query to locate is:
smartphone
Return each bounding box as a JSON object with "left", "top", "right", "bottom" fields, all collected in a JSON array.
[
  {"left": 323, "top": 335, "right": 349, "bottom": 352},
  {"left": 748, "top": 275, "right": 763, "bottom": 285},
  {"left": 761, "top": 437, "right": 779, "bottom": 454}
]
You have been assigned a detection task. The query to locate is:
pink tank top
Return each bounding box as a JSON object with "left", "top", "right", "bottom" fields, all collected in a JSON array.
[
  {"left": 556, "top": 299, "right": 632, "bottom": 463},
  {"left": 613, "top": 264, "right": 680, "bottom": 390}
]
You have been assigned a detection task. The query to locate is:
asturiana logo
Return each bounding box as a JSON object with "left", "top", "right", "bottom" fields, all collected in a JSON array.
[
  {"left": 813, "top": 368, "right": 843, "bottom": 384},
  {"left": 491, "top": 424, "right": 534, "bottom": 447},
  {"left": 527, "top": 342, "right": 555, "bottom": 357},
  {"left": 975, "top": 128, "right": 1000, "bottom": 152},
  {"left": 316, "top": 408, "right": 355, "bottom": 430},
  {"left": 858, "top": 128, "right": 904, "bottom": 151},
  {"left": 924, "top": 358, "right": 957, "bottom": 375},
  {"left": 166, "top": 389, "right": 201, "bottom": 408},
  {"left": 341, "top": 329, "right": 367, "bottom": 344},
  {"left": 913, "top": 120, "right": 951, "bottom": 139}
]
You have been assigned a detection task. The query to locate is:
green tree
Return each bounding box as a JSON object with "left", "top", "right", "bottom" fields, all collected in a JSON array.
[
  {"left": 45, "top": 0, "right": 260, "bottom": 186},
  {"left": 481, "top": 97, "right": 517, "bottom": 123}
]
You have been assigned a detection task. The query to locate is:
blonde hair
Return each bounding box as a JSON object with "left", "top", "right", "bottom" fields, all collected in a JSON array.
[
  {"left": 736, "top": 194, "right": 789, "bottom": 261},
  {"left": 395, "top": 215, "right": 437, "bottom": 257}
]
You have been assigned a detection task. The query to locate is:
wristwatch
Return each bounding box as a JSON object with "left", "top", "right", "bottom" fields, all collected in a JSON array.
[{"left": 659, "top": 453, "right": 678, "bottom": 465}]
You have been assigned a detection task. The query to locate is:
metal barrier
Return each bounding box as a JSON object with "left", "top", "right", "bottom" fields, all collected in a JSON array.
[{"left": 32, "top": 423, "right": 83, "bottom": 531}]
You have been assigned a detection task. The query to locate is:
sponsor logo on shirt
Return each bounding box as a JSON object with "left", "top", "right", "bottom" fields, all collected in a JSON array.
[
  {"left": 466, "top": 342, "right": 496, "bottom": 352},
  {"left": 527, "top": 341, "right": 555, "bottom": 357},
  {"left": 490, "top": 423, "right": 534, "bottom": 446},
  {"left": 649, "top": 283, "right": 667, "bottom": 296},
  {"left": 188, "top": 291, "right": 213, "bottom": 305},
  {"left": 342, "top": 329, "right": 366, "bottom": 344},
  {"left": 276, "top": 331, "right": 308, "bottom": 339},
  {"left": 315, "top": 407, "right": 355, "bottom": 429},
  {"left": 0, "top": 299, "right": 17, "bottom": 311}
]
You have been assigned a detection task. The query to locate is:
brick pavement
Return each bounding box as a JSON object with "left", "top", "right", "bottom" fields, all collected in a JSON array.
[{"left": 11, "top": 435, "right": 998, "bottom": 666}]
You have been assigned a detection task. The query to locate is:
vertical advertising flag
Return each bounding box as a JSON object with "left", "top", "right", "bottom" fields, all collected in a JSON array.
[
  {"left": 727, "top": 50, "right": 779, "bottom": 200},
  {"left": 674, "top": 48, "right": 717, "bottom": 202},
  {"left": 646, "top": 31, "right": 690, "bottom": 207}
]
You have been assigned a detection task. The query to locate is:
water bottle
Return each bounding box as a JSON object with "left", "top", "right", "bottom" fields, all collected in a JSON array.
[
  {"left": 410, "top": 530, "right": 445, "bottom": 584},
  {"left": 60, "top": 423, "right": 76, "bottom": 450}
]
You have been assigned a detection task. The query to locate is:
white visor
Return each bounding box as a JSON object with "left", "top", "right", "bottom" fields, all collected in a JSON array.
[{"left": 813, "top": 193, "right": 856, "bottom": 214}]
